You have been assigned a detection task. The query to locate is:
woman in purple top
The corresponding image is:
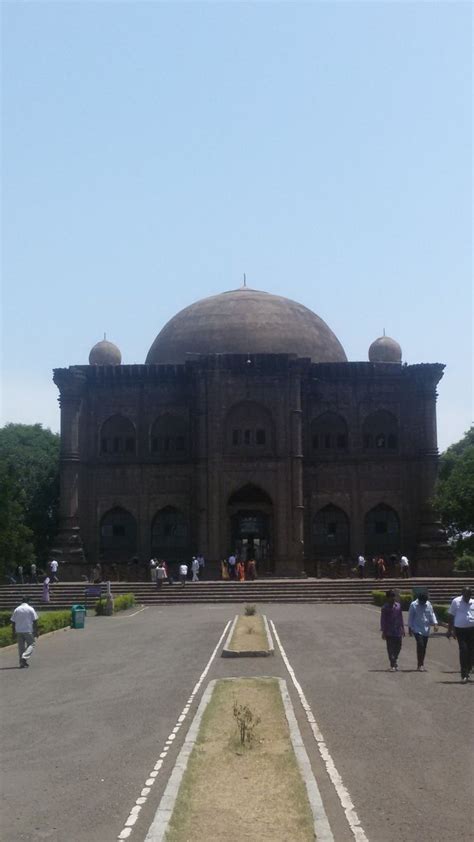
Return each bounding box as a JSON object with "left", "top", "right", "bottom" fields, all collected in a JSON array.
[{"left": 380, "top": 589, "right": 405, "bottom": 671}]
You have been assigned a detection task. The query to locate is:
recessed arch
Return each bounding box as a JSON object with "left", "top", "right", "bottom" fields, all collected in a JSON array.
[
  {"left": 363, "top": 410, "right": 398, "bottom": 451},
  {"left": 310, "top": 412, "right": 348, "bottom": 452},
  {"left": 364, "top": 503, "right": 400, "bottom": 556},
  {"left": 100, "top": 414, "right": 136, "bottom": 456},
  {"left": 228, "top": 484, "right": 273, "bottom": 507},
  {"left": 312, "top": 504, "right": 350, "bottom": 557},
  {"left": 150, "top": 414, "right": 189, "bottom": 458},
  {"left": 225, "top": 401, "right": 275, "bottom": 455},
  {"left": 151, "top": 505, "right": 190, "bottom": 562},
  {"left": 99, "top": 507, "right": 137, "bottom": 563}
]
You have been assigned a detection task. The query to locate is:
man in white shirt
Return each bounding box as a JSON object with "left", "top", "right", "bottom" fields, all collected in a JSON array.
[
  {"left": 447, "top": 587, "right": 474, "bottom": 683},
  {"left": 149, "top": 558, "right": 157, "bottom": 584},
  {"left": 191, "top": 557, "right": 200, "bottom": 582},
  {"left": 49, "top": 559, "right": 59, "bottom": 582},
  {"left": 11, "top": 597, "right": 39, "bottom": 668},
  {"left": 357, "top": 555, "right": 366, "bottom": 579},
  {"left": 179, "top": 563, "right": 188, "bottom": 587},
  {"left": 228, "top": 554, "right": 236, "bottom": 579},
  {"left": 400, "top": 555, "right": 410, "bottom": 579}
]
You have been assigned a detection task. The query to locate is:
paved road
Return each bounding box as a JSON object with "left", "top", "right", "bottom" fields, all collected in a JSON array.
[{"left": 0, "top": 604, "right": 472, "bottom": 842}]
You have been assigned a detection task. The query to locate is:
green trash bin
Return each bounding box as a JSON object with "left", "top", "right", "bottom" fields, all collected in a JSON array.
[{"left": 71, "top": 604, "right": 86, "bottom": 629}]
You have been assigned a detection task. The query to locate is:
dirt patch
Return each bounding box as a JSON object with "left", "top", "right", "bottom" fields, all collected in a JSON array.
[
  {"left": 227, "top": 615, "right": 268, "bottom": 652},
  {"left": 165, "top": 678, "right": 315, "bottom": 842}
]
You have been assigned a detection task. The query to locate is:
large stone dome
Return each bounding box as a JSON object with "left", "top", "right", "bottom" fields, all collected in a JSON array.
[{"left": 146, "top": 287, "right": 347, "bottom": 364}]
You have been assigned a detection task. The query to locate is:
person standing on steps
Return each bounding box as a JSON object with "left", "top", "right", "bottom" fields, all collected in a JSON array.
[
  {"left": 380, "top": 589, "right": 405, "bottom": 671},
  {"left": 408, "top": 592, "right": 438, "bottom": 671},
  {"left": 191, "top": 556, "right": 200, "bottom": 582},
  {"left": 179, "top": 562, "right": 188, "bottom": 587},
  {"left": 447, "top": 587, "right": 474, "bottom": 683},
  {"left": 357, "top": 555, "right": 366, "bottom": 579}
]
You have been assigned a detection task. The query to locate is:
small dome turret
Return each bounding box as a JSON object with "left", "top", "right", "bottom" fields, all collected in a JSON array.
[
  {"left": 89, "top": 336, "right": 122, "bottom": 365},
  {"left": 368, "top": 334, "right": 402, "bottom": 364}
]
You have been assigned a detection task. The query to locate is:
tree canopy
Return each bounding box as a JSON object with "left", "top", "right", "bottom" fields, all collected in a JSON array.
[
  {"left": 0, "top": 424, "right": 60, "bottom": 575},
  {"left": 434, "top": 426, "right": 474, "bottom": 538}
]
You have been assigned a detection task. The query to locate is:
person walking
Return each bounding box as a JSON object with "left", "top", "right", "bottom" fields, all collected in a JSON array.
[
  {"left": 447, "top": 587, "right": 474, "bottom": 683},
  {"left": 357, "top": 555, "right": 366, "bottom": 579},
  {"left": 17, "top": 564, "right": 24, "bottom": 585},
  {"left": 197, "top": 554, "right": 205, "bottom": 579},
  {"left": 228, "top": 553, "right": 236, "bottom": 579},
  {"left": 156, "top": 562, "right": 166, "bottom": 589},
  {"left": 49, "top": 559, "right": 59, "bottom": 583},
  {"left": 149, "top": 558, "right": 157, "bottom": 584},
  {"left": 41, "top": 576, "right": 50, "bottom": 604},
  {"left": 380, "top": 589, "right": 405, "bottom": 671},
  {"left": 30, "top": 562, "right": 38, "bottom": 584},
  {"left": 179, "top": 562, "right": 188, "bottom": 587},
  {"left": 191, "top": 556, "right": 200, "bottom": 582},
  {"left": 11, "top": 596, "right": 38, "bottom": 668},
  {"left": 400, "top": 555, "right": 410, "bottom": 579},
  {"left": 408, "top": 592, "right": 438, "bottom": 671}
]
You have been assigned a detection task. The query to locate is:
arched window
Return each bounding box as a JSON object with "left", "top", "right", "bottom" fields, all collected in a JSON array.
[
  {"left": 150, "top": 414, "right": 189, "bottom": 458},
  {"left": 100, "top": 415, "right": 136, "bottom": 456},
  {"left": 312, "top": 505, "right": 350, "bottom": 556},
  {"left": 225, "top": 402, "right": 275, "bottom": 454},
  {"left": 99, "top": 507, "right": 137, "bottom": 560},
  {"left": 151, "top": 506, "right": 190, "bottom": 561},
  {"left": 363, "top": 411, "right": 398, "bottom": 451},
  {"left": 310, "top": 412, "right": 348, "bottom": 452},
  {"left": 364, "top": 504, "right": 400, "bottom": 555}
]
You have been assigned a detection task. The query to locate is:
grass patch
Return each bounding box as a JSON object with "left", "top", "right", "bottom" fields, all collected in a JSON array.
[
  {"left": 228, "top": 615, "right": 268, "bottom": 652},
  {"left": 165, "top": 678, "right": 315, "bottom": 842}
]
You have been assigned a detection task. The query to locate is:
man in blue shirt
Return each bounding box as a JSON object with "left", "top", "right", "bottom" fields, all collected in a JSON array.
[{"left": 408, "top": 592, "right": 438, "bottom": 671}]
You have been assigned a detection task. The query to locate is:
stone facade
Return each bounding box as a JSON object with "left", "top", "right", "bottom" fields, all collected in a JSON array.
[{"left": 53, "top": 353, "right": 451, "bottom": 579}]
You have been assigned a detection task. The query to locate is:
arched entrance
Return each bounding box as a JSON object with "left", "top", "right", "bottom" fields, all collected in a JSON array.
[
  {"left": 227, "top": 484, "right": 273, "bottom": 573},
  {"left": 99, "top": 507, "right": 137, "bottom": 577},
  {"left": 364, "top": 503, "right": 400, "bottom": 557}
]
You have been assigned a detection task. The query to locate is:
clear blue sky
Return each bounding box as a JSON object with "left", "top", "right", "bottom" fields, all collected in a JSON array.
[{"left": 1, "top": 1, "right": 472, "bottom": 450}]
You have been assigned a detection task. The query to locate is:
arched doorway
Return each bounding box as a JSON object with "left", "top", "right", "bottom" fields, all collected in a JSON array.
[
  {"left": 227, "top": 484, "right": 273, "bottom": 573},
  {"left": 151, "top": 506, "right": 190, "bottom": 565},
  {"left": 99, "top": 507, "right": 137, "bottom": 577},
  {"left": 312, "top": 504, "right": 350, "bottom": 576},
  {"left": 364, "top": 504, "right": 400, "bottom": 557}
]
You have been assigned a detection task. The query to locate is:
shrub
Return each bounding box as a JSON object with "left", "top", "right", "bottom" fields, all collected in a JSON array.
[
  {"left": 454, "top": 554, "right": 474, "bottom": 573},
  {"left": 432, "top": 604, "right": 450, "bottom": 623},
  {"left": 244, "top": 604, "right": 256, "bottom": 616},
  {"left": 0, "top": 610, "right": 11, "bottom": 628},
  {"left": 372, "top": 590, "right": 412, "bottom": 609},
  {"left": 0, "top": 609, "right": 71, "bottom": 648},
  {"left": 95, "top": 593, "right": 136, "bottom": 615}
]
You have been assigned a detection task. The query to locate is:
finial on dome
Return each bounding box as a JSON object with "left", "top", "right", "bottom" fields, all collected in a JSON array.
[
  {"left": 89, "top": 336, "right": 122, "bottom": 366},
  {"left": 243, "top": 273, "right": 247, "bottom": 288}
]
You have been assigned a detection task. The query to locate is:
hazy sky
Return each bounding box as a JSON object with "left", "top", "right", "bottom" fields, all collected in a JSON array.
[{"left": 1, "top": 1, "right": 472, "bottom": 451}]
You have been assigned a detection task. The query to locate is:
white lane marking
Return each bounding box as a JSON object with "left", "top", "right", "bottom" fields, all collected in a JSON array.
[
  {"left": 117, "top": 619, "right": 231, "bottom": 840},
  {"left": 270, "top": 620, "right": 369, "bottom": 842},
  {"left": 117, "top": 606, "right": 148, "bottom": 619}
]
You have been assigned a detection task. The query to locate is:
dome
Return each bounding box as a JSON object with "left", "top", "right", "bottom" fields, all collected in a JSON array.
[
  {"left": 146, "top": 287, "right": 347, "bottom": 364},
  {"left": 89, "top": 338, "right": 122, "bottom": 366},
  {"left": 368, "top": 335, "right": 402, "bottom": 363}
]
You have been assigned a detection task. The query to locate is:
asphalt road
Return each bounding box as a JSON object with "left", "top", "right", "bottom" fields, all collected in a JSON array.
[{"left": 0, "top": 604, "right": 472, "bottom": 842}]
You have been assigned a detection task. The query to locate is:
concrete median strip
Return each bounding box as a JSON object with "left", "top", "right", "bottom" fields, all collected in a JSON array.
[
  {"left": 222, "top": 613, "right": 274, "bottom": 657},
  {"left": 144, "top": 676, "right": 334, "bottom": 842}
]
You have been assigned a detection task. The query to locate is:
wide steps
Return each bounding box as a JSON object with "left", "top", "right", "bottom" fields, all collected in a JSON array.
[{"left": 1, "top": 579, "right": 472, "bottom": 611}]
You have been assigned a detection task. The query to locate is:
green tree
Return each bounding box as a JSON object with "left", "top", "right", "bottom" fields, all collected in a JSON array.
[
  {"left": 434, "top": 426, "right": 474, "bottom": 538},
  {"left": 0, "top": 424, "right": 60, "bottom": 572},
  {"left": 0, "top": 462, "right": 35, "bottom": 576}
]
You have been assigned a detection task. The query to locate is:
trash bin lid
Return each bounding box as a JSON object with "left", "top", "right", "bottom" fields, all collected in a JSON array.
[{"left": 71, "top": 604, "right": 86, "bottom": 610}]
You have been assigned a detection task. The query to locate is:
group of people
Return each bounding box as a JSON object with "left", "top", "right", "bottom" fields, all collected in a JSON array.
[
  {"left": 357, "top": 553, "right": 410, "bottom": 579},
  {"left": 380, "top": 586, "right": 474, "bottom": 682},
  {"left": 221, "top": 554, "right": 257, "bottom": 581},
  {"left": 149, "top": 555, "right": 206, "bottom": 587},
  {"left": 8, "top": 558, "right": 59, "bottom": 586}
]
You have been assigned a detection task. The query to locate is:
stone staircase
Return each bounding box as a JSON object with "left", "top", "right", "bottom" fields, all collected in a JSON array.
[{"left": 1, "top": 578, "right": 472, "bottom": 611}]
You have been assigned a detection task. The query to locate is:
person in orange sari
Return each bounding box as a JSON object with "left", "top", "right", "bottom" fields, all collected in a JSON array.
[
  {"left": 221, "top": 559, "right": 229, "bottom": 580},
  {"left": 236, "top": 560, "right": 245, "bottom": 581}
]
